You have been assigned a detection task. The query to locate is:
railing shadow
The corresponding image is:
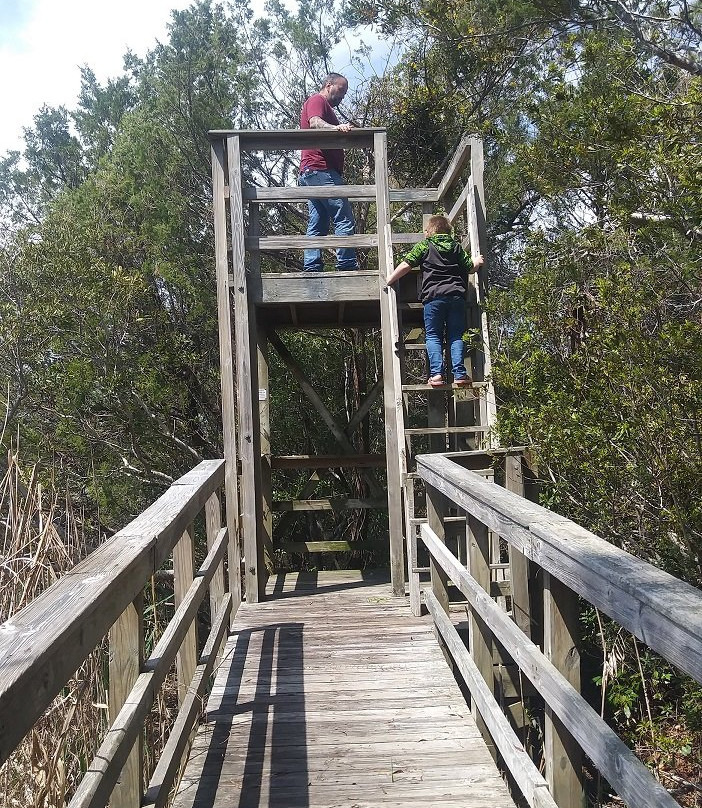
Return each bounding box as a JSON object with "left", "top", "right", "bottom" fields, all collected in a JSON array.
[{"left": 192, "top": 622, "right": 309, "bottom": 808}]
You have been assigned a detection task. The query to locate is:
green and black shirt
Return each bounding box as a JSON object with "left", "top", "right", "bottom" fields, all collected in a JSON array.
[{"left": 402, "top": 234, "right": 473, "bottom": 303}]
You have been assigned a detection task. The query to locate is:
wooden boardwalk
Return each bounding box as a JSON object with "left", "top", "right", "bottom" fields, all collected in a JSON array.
[{"left": 172, "top": 570, "right": 516, "bottom": 808}]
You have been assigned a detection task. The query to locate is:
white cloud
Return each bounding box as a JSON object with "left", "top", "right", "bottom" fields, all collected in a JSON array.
[{"left": 0, "top": 0, "right": 194, "bottom": 155}]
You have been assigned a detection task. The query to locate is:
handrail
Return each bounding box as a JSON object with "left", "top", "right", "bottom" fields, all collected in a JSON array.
[
  {"left": 0, "top": 459, "right": 236, "bottom": 808},
  {"left": 416, "top": 452, "right": 701, "bottom": 808},
  {"left": 417, "top": 453, "right": 702, "bottom": 683}
]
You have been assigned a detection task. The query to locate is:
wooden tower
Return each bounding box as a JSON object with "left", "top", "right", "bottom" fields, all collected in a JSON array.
[{"left": 209, "top": 127, "right": 499, "bottom": 605}]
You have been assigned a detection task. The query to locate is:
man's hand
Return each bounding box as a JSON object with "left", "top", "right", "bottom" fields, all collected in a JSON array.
[{"left": 336, "top": 123, "right": 353, "bottom": 132}]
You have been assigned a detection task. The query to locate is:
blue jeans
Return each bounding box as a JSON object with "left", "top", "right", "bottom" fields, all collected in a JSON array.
[
  {"left": 423, "top": 295, "right": 468, "bottom": 380},
  {"left": 298, "top": 169, "right": 357, "bottom": 271}
]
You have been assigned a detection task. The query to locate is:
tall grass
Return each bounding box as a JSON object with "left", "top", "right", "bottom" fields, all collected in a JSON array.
[
  {"left": 0, "top": 449, "right": 107, "bottom": 807},
  {"left": 0, "top": 450, "right": 180, "bottom": 807}
]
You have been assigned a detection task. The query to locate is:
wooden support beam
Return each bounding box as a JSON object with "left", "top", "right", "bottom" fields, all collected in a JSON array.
[
  {"left": 241, "top": 185, "right": 438, "bottom": 203},
  {"left": 544, "top": 573, "right": 584, "bottom": 808},
  {"left": 204, "top": 492, "right": 226, "bottom": 622},
  {"left": 256, "top": 324, "right": 273, "bottom": 577},
  {"left": 437, "top": 134, "right": 473, "bottom": 203},
  {"left": 376, "top": 129, "right": 406, "bottom": 596},
  {"left": 227, "top": 135, "right": 262, "bottom": 603},
  {"left": 271, "top": 454, "right": 385, "bottom": 469},
  {"left": 273, "top": 498, "right": 386, "bottom": 512},
  {"left": 173, "top": 526, "right": 197, "bottom": 706},
  {"left": 210, "top": 140, "right": 241, "bottom": 617},
  {"left": 108, "top": 597, "right": 143, "bottom": 808}
]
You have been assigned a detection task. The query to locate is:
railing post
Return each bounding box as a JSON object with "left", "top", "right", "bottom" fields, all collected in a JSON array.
[
  {"left": 211, "top": 139, "right": 242, "bottom": 618},
  {"left": 544, "top": 572, "right": 584, "bottom": 808},
  {"left": 467, "top": 513, "right": 496, "bottom": 757},
  {"left": 108, "top": 595, "right": 143, "bottom": 808},
  {"left": 205, "top": 492, "right": 226, "bottom": 619},
  {"left": 174, "top": 525, "right": 197, "bottom": 705},
  {"left": 426, "top": 484, "right": 449, "bottom": 614}
]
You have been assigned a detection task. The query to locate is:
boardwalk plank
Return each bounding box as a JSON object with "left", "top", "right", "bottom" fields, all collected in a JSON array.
[{"left": 172, "top": 571, "right": 516, "bottom": 808}]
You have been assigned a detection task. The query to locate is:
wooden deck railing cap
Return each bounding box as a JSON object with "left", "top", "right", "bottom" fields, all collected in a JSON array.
[{"left": 208, "top": 127, "right": 384, "bottom": 150}]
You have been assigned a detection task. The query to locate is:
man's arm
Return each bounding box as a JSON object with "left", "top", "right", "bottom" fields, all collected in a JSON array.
[{"left": 309, "top": 116, "right": 352, "bottom": 132}]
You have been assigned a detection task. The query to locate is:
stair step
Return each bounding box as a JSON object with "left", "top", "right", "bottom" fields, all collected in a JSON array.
[
  {"left": 404, "top": 426, "right": 488, "bottom": 435},
  {"left": 402, "top": 382, "right": 485, "bottom": 392},
  {"left": 403, "top": 343, "right": 427, "bottom": 351}
]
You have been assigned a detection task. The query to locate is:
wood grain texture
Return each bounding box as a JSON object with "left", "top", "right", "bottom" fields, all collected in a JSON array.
[
  {"left": 420, "top": 522, "right": 681, "bottom": 808},
  {"left": 211, "top": 140, "right": 242, "bottom": 616},
  {"left": 425, "top": 592, "right": 558, "bottom": 808},
  {"left": 0, "top": 461, "right": 223, "bottom": 767},
  {"left": 416, "top": 453, "right": 702, "bottom": 686},
  {"left": 242, "top": 185, "right": 437, "bottom": 203},
  {"left": 227, "top": 135, "right": 261, "bottom": 603},
  {"left": 376, "top": 130, "right": 407, "bottom": 597},
  {"left": 171, "top": 571, "right": 516, "bottom": 808},
  {"left": 209, "top": 128, "right": 380, "bottom": 151}
]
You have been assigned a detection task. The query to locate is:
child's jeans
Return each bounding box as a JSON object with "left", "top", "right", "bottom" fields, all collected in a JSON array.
[{"left": 423, "top": 295, "right": 468, "bottom": 380}]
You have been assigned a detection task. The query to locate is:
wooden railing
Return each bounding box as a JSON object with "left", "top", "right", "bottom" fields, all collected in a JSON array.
[
  {"left": 0, "top": 459, "right": 238, "bottom": 808},
  {"left": 416, "top": 452, "right": 702, "bottom": 808}
]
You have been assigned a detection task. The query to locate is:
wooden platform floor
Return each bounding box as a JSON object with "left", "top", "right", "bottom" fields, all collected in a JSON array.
[{"left": 172, "top": 570, "right": 516, "bottom": 808}]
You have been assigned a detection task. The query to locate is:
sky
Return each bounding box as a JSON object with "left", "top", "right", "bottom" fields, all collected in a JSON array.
[{"left": 0, "top": 0, "right": 195, "bottom": 155}]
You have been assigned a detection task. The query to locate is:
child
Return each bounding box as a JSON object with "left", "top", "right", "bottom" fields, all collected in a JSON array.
[{"left": 385, "top": 215, "right": 484, "bottom": 387}]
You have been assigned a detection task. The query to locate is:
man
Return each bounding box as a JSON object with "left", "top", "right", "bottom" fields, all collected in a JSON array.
[{"left": 299, "top": 73, "right": 358, "bottom": 272}]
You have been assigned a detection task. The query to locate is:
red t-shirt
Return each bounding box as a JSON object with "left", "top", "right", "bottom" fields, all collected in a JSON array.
[{"left": 300, "top": 93, "right": 344, "bottom": 175}]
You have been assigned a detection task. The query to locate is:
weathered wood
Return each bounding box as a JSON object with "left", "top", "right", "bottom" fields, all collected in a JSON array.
[
  {"left": 273, "top": 498, "right": 387, "bottom": 512},
  {"left": 376, "top": 130, "right": 407, "bottom": 597},
  {"left": 204, "top": 492, "right": 226, "bottom": 620},
  {"left": 467, "top": 513, "right": 495, "bottom": 746},
  {"left": 425, "top": 592, "right": 558, "bottom": 808},
  {"left": 256, "top": 324, "right": 273, "bottom": 576},
  {"left": 271, "top": 454, "right": 385, "bottom": 469},
  {"left": 108, "top": 598, "right": 143, "bottom": 808},
  {"left": 242, "top": 185, "right": 437, "bottom": 203},
  {"left": 446, "top": 182, "right": 471, "bottom": 226},
  {"left": 211, "top": 141, "right": 242, "bottom": 618},
  {"left": 416, "top": 453, "right": 702, "bottom": 685},
  {"left": 280, "top": 540, "right": 376, "bottom": 553},
  {"left": 544, "top": 572, "right": 584, "bottom": 808},
  {"left": 427, "top": 486, "right": 450, "bottom": 615},
  {"left": 143, "top": 592, "right": 233, "bottom": 808},
  {"left": 247, "top": 233, "right": 379, "bottom": 250},
  {"left": 227, "top": 135, "right": 261, "bottom": 603},
  {"left": 209, "top": 128, "right": 380, "bottom": 151},
  {"left": 174, "top": 526, "right": 197, "bottom": 706},
  {"left": 0, "top": 461, "right": 223, "bottom": 767},
  {"left": 172, "top": 571, "right": 516, "bottom": 808},
  {"left": 506, "top": 454, "right": 531, "bottom": 638},
  {"left": 404, "top": 425, "right": 487, "bottom": 435},
  {"left": 420, "top": 522, "right": 681, "bottom": 808},
  {"left": 402, "top": 381, "right": 486, "bottom": 391},
  {"left": 437, "top": 134, "right": 473, "bottom": 202},
  {"left": 250, "top": 270, "right": 380, "bottom": 305},
  {"left": 68, "top": 527, "right": 230, "bottom": 808}
]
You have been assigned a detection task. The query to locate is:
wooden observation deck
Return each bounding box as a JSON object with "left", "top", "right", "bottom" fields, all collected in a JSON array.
[{"left": 1, "top": 128, "right": 701, "bottom": 808}]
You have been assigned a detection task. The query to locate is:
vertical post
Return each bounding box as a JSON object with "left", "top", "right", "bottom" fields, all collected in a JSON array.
[
  {"left": 205, "top": 491, "right": 226, "bottom": 618},
  {"left": 467, "top": 514, "right": 495, "bottom": 756},
  {"left": 226, "top": 135, "right": 262, "bottom": 603},
  {"left": 426, "top": 484, "right": 449, "bottom": 615},
  {"left": 405, "top": 475, "right": 421, "bottom": 616},
  {"left": 506, "top": 454, "right": 531, "bottom": 638},
  {"left": 174, "top": 525, "right": 197, "bottom": 705},
  {"left": 257, "top": 324, "right": 273, "bottom": 576},
  {"left": 544, "top": 573, "right": 584, "bottom": 808},
  {"left": 109, "top": 597, "right": 143, "bottom": 808},
  {"left": 468, "top": 137, "right": 496, "bottom": 441},
  {"left": 211, "top": 138, "right": 241, "bottom": 617},
  {"left": 376, "top": 130, "right": 406, "bottom": 597}
]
